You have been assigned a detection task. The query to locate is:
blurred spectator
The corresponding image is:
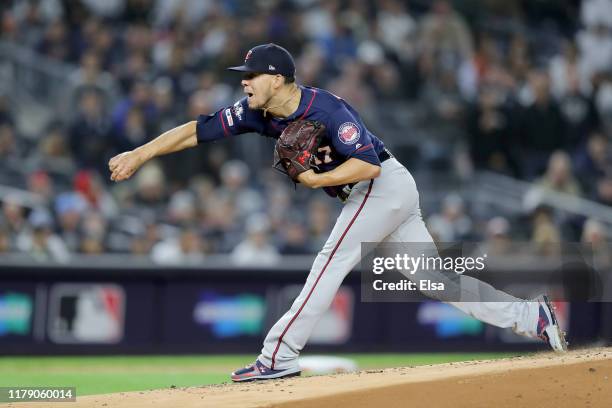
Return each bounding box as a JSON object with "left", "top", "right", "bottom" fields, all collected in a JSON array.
[
  {"left": 1, "top": 196, "right": 30, "bottom": 250},
  {"left": 474, "top": 216, "right": 512, "bottom": 257},
  {"left": 231, "top": 214, "right": 280, "bottom": 266},
  {"left": 0, "top": 122, "right": 25, "bottom": 183},
  {"left": 375, "top": 0, "right": 416, "bottom": 57},
  {"left": 557, "top": 81, "right": 600, "bottom": 152},
  {"left": 153, "top": 0, "right": 214, "bottom": 29},
  {"left": 0, "top": 95, "right": 14, "bottom": 127},
  {"left": 582, "top": 218, "right": 608, "bottom": 246},
  {"left": 295, "top": 44, "right": 326, "bottom": 87},
  {"left": 26, "top": 123, "right": 76, "bottom": 185},
  {"left": 151, "top": 227, "right": 206, "bottom": 265},
  {"left": 473, "top": 33, "right": 515, "bottom": 96},
  {"left": 80, "top": 0, "right": 124, "bottom": 19},
  {"left": 111, "top": 80, "right": 157, "bottom": 151},
  {"left": 86, "top": 22, "right": 118, "bottom": 70},
  {"left": 37, "top": 19, "right": 72, "bottom": 61},
  {"left": 301, "top": 0, "right": 338, "bottom": 44},
  {"left": 549, "top": 40, "right": 592, "bottom": 99},
  {"left": 67, "top": 51, "right": 119, "bottom": 113},
  {"left": 576, "top": 23, "right": 612, "bottom": 87},
  {"left": 427, "top": 194, "right": 473, "bottom": 242},
  {"left": 279, "top": 220, "right": 311, "bottom": 255},
  {"left": 158, "top": 89, "right": 215, "bottom": 184},
  {"left": 166, "top": 190, "right": 197, "bottom": 226},
  {"left": 575, "top": 132, "right": 611, "bottom": 195},
  {"left": 534, "top": 151, "right": 582, "bottom": 196},
  {"left": 69, "top": 88, "right": 113, "bottom": 174},
  {"left": 518, "top": 70, "right": 565, "bottom": 179},
  {"left": 16, "top": 208, "right": 70, "bottom": 263},
  {"left": 80, "top": 211, "right": 108, "bottom": 254},
  {"left": 54, "top": 192, "right": 88, "bottom": 252},
  {"left": 0, "top": 226, "right": 10, "bottom": 253},
  {"left": 189, "top": 175, "right": 215, "bottom": 205},
  {"left": 307, "top": 198, "right": 333, "bottom": 252},
  {"left": 201, "top": 196, "right": 242, "bottom": 253},
  {"left": 595, "top": 77, "right": 612, "bottom": 134},
  {"left": 266, "top": 185, "right": 292, "bottom": 233},
  {"left": 122, "top": 0, "right": 154, "bottom": 23},
  {"left": 129, "top": 220, "right": 160, "bottom": 255},
  {"left": 73, "top": 170, "right": 119, "bottom": 218},
  {"left": 151, "top": 77, "right": 181, "bottom": 133},
  {"left": 420, "top": 65, "right": 464, "bottom": 127},
  {"left": 581, "top": 218, "right": 611, "bottom": 268},
  {"left": 581, "top": 0, "right": 612, "bottom": 29},
  {"left": 8, "top": 0, "right": 63, "bottom": 47},
  {"left": 506, "top": 35, "right": 530, "bottom": 87},
  {"left": 114, "top": 106, "right": 151, "bottom": 153},
  {"left": 466, "top": 87, "right": 517, "bottom": 175},
  {"left": 132, "top": 161, "right": 168, "bottom": 215},
  {"left": 217, "top": 160, "right": 265, "bottom": 220},
  {"left": 548, "top": 41, "right": 600, "bottom": 150},
  {"left": 530, "top": 206, "right": 561, "bottom": 256},
  {"left": 419, "top": 0, "right": 474, "bottom": 81},
  {"left": 594, "top": 175, "right": 612, "bottom": 206},
  {"left": 327, "top": 61, "right": 373, "bottom": 111},
  {"left": 27, "top": 170, "right": 55, "bottom": 207},
  {"left": 369, "top": 61, "right": 404, "bottom": 100}
]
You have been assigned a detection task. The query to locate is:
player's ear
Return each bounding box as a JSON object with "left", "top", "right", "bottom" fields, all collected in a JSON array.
[{"left": 273, "top": 74, "right": 284, "bottom": 89}]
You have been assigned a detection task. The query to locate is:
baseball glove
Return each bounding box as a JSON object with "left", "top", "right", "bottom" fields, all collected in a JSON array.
[{"left": 273, "top": 120, "right": 326, "bottom": 182}]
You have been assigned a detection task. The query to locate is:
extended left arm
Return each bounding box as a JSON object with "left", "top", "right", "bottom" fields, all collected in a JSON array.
[{"left": 297, "top": 158, "right": 381, "bottom": 188}]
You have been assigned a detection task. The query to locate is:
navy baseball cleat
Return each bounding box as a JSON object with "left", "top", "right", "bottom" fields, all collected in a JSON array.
[
  {"left": 231, "top": 360, "right": 301, "bottom": 382},
  {"left": 536, "top": 295, "right": 568, "bottom": 352}
]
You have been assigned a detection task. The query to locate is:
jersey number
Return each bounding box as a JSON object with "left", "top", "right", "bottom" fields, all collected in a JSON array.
[{"left": 314, "top": 146, "right": 333, "bottom": 165}]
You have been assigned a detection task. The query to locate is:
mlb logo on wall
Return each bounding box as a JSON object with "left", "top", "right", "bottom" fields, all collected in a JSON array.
[
  {"left": 0, "top": 293, "right": 32, "bottom": 336},
  {"left": 48, "top": 284, "right": 125, "bottom": 344}
]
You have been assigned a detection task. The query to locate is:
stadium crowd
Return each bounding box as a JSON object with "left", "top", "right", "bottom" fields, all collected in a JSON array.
[{"left": 0, "top": 0, "right": 611, "bottom": 263}]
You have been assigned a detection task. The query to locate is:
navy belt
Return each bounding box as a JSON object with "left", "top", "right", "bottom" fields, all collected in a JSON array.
[
  {"left": 340, "top": 149, "right": 393, "bottom": 201},
  {"left": 378, "top": 148, "right": 393, "bottom": 162}
]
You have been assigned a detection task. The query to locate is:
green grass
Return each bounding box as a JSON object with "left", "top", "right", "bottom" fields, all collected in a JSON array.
[{"left": 0, "top": 353, "right": 523, "bottom": 396}]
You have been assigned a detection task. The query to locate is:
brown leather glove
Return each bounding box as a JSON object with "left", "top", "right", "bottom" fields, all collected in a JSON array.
[{"left": 273, "top": 120, "right": 326, "bottom": 182}]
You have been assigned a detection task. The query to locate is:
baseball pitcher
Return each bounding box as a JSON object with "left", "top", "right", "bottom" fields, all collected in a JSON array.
[{"left": 109, "top": 43, "right": 567, "bottom": 382}]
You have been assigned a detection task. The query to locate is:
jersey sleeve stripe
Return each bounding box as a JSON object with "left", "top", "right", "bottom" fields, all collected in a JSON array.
[
  {"left": 218, "top": 110, "right": 230, "bottom": 137},
  {"left": 355, "top": 143, "right": 373, "bottom": 153},
  {"left": 298, "top": 89, "right": 317, "bottom": 120}
]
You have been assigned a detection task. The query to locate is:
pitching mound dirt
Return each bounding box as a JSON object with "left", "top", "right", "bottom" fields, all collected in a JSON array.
[{"left": 7, "top": 348, "right": 612, "bottom": 408}]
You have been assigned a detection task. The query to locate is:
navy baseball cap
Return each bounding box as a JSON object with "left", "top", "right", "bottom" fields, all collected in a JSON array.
[{"left": 227, "top": 43, "right": 295, "bottom": 77}]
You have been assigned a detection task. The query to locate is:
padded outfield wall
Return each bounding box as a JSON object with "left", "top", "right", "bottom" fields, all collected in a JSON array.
[{"left": 0, "top": 259, "right": 609, "bottom": 355}]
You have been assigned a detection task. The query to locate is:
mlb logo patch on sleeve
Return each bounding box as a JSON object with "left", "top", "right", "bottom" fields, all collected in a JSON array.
[{"left": 338, "top": 122, "right": 360, "bottom": 145}]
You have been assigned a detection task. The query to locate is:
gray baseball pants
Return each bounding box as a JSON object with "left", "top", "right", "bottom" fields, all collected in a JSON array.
[{"left": 259, "top": 158, "right": 540, "bottom": 370}]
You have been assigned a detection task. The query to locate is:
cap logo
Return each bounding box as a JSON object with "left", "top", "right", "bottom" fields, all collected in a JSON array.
[
  {"left": 269, "top": 65, "right": 276, "bottom": 71},
  {"left": 244, "top": 49, "right": 253, "bottom": 62}
]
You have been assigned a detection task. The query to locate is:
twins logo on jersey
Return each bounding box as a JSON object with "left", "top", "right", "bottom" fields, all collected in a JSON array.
[{"left": 338, "top": 122, "right": 360, "bottom": 145}]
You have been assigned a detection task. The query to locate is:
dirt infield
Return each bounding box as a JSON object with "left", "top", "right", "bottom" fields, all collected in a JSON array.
[{"left": 7, "top": 348, "right": 612, "bottom": 408}]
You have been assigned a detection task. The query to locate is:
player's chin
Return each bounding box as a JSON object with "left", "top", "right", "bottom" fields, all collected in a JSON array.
[{"left": 247, "top": 96, "right": 260, "bottom": 109}]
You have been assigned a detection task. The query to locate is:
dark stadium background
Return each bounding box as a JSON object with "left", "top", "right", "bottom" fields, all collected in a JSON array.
[{"left": 0, "top": 0, "right": 611, "bottom": 393}]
